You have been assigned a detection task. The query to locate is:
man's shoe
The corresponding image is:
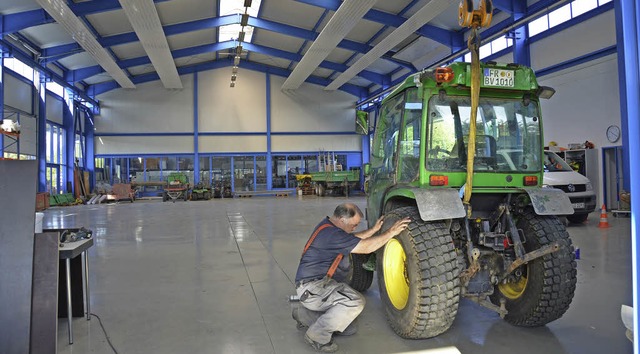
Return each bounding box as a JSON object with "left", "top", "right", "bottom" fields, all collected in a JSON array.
[
  {"left": 292, "top": 307, "right": 308, "bottom": 330},
  {"left": 304, "top": 333, "right": 338, "bottom": 353}
]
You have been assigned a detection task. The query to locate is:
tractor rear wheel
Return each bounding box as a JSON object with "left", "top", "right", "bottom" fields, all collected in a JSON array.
[
  {"left": 346, "top": 254, "right": 373, "bottom": 292},
  {"left": 377, "top": 206, "right": 460, "bottom": 338},
  {"left": 204, "top": 191, "right": 211, "bottom": 200},
  {"left": 490, "top": 209, "right": 577, "bottom": 326}
]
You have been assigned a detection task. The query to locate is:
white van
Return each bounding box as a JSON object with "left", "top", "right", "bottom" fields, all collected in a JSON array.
[
  {"left": 543, "top": 151, "right": 597, "bottom": 223},
  {"left": 496, "top": 150, "right": 597, "bottom": 224}
]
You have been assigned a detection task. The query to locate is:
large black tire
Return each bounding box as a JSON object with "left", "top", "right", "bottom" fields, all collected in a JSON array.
[
  {"left": 204, "top": 192, "right": 211, "bottom": 200},
  {"left": 490, "top": 209, "right": 577, "bottom": 326},
  {"left": 377, "top": 206, "right": 460, "bottom": 339},
  {"left": 346, "top": 254, "right": 373, "bottom": 292},
  {"left": 566, "top": 213, "right": 588, "bottom": 224}
]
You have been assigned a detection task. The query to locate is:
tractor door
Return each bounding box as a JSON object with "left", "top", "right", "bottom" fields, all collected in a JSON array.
[{"left": 367, "top": 92, "right": 405, "bottom": 225}]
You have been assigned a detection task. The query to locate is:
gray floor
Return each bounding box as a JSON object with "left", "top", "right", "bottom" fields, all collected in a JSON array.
[{"left": 46, "top": 196, "right": 633, "bottom": 354}]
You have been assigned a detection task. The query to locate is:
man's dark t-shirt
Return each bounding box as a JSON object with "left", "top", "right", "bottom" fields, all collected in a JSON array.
[{"left": 295, "top": 217, "right": 361, "bottom": 283}]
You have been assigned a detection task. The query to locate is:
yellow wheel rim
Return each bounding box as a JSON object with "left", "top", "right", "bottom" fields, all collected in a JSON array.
[
  {"left": 498, "top": 267, "right": 528, "bottom": 300},
  {"left": 383, "top": 238, "right": 409, "bottom": 310}
]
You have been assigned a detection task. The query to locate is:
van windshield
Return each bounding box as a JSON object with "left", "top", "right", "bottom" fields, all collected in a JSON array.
[
  {"left": 544, "top": 151, "right": 573, "bottom": 172},
  {"left": 426, "top": 95, "right": 541, "bottom": 172}
]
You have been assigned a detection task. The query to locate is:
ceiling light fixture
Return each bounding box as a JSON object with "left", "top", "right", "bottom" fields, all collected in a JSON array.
[{"left": 229, "top": 0, "right": 255, "bottom": 88}]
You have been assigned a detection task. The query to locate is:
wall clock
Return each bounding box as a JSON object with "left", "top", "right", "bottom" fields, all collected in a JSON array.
[{"left": 606, "top": 125, "right": 621, "bottom": 143}]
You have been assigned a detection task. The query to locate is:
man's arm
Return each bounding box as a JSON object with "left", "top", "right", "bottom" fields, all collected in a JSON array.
[
  {"left": 353, "top": 216, "right": 384, "bottom": 239},
  {"left": 351, "top": 218, "right": 411, "bottom": 254}
]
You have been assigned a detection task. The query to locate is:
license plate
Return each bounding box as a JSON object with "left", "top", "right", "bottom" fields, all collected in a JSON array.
[
  {"left": 572, "top": 202, "right": 585, "bottom": 209},
  {"left": 483, "top": 68, "right": 514, "bottom": 87}
]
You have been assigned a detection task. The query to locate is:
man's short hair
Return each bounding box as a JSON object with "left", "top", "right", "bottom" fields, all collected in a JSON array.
[{"left": 333, "top": 203, "right": 363, "bottom": 220}]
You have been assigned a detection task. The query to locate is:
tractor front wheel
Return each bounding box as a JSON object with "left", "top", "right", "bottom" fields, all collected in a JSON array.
[
  {"left": 377, "top": 206, "right": 460, "bottom": 338},
  {"left": 490, "top": 209, "right": 577, "bottom": 326}
]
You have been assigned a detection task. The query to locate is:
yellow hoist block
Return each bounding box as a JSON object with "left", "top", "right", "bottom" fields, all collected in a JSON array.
[{"left": 459, "top": 0, "right": 493, "bottom": 28}]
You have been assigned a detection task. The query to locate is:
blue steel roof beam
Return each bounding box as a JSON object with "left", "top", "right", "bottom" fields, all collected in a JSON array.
[
  {"left": 90, "top": 59, "right": 367, "bottom": 97},
  {"left": 68, "top": 0, "right": 171, "bottom": 16},
  {"left": 490, "top": 0, "right": 521, "bottom": 13},
  {"left": 324, "top": 0, "right": 421, "bottom": 90},
  {"left": 0, "top": 0, "right": 171, "bottom": 36},
  {"left": 42, "top": 14, "right": 238, "bottom": 64},
  {"left": 295, "top": 0, "right": 462, "bottom": 48},
  {"left": 0, "top": 38, "right": 99, "bottom": 106},
  {"left": 287, "top": 9, "right": 329, "bottom": 71},
  {"left": 243, "top": 42, "right": 386, "bottom": 85},
  {"left": 67, "top": 41, "right": 237, "bottom": 82},
  {"left": 1, "top": 10, "right": 54, "bottom": 35},
  {"left": 68, "top": 40, "right": 385, "bottom": 85},
  {"left": 248, "top": 17, "right": 414, "bottom": 70},
  {"left": 44, "top": 14, "right": 411, "bottom": 71}
]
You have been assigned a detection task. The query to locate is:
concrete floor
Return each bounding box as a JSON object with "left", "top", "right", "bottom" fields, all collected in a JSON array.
[{"left": 46, "top": 196, "right": 633, "bottom": 354}]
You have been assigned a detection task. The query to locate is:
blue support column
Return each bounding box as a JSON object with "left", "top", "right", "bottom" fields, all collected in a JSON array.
[
  {"left": 265, "top": 73, "right": 273, "bottom": 190},
  {"left": 63, "top": 99, "right": 75, "bottom": 193},
  {"left": 617, "top": 0, "right": 640, "bottom": 350},
  {"left": 512, "top": 4, "right": 530, "bottom": 66},
  {"left": 193, "top": 72, "right": 200, "bottom": 184},
  {"left": 0, "top": 37, "right": 4, "bottom": 158},
  {"left": 37, "top": 79, "right": 47, "bottom": 192},
  {"left": 85, "top": 109, "right": 95, "bottom": 192}
]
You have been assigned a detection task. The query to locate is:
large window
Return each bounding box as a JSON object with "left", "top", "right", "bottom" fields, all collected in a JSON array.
[
  {"left": 3, "top": 57, "right": 34, "bottom": 81},
  {"left": 234, "top": 156, "right": 254, "bottom": 191},
  {"left": 45, "top": 122, "right": 65, "bottom": 194},
  {"left": 528, "top": 0, "right": 611, "bottom": 37}
]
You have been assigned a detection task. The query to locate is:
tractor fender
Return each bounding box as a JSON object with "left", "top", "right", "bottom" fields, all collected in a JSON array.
[
  {"left": 523, "top": 187, "right": 574, "bottom": 215},
  {"left": 396, "top": 188, "right": 465, "bottom": 222}
]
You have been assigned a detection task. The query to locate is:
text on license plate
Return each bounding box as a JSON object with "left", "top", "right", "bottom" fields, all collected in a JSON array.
[
  {"left": 483, "top": 69, "right": 514, "bottom": 87},
  {"left": 572, "top": 202, "right": 585, "bottom": 209}
]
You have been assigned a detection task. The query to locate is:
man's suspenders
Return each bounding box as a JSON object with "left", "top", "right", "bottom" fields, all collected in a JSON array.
[{"left": 302, "top": 223, "right": 345, "bottom": 278}]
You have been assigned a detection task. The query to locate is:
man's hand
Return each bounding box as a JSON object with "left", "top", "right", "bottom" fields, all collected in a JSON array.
[
  {"left": 371, "top": 216, "right": 384, "bottom": 233},
  {"left": 352, "top": 217, "right": 412, "bottom": 254},
  {"left": 387, "top": 217, "right": 411, "bottom": 237}
]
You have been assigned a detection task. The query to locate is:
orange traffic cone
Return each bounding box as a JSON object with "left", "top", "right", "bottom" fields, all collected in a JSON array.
[{"left": 598, "top": 204, "right": 610, "bottom": 228}]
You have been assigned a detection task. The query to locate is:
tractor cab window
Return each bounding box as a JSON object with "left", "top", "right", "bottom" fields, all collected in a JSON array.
[
  {"left": 426, "top": 95, "right": 541, "bottom": 172},
  {"left": 372, "top": 93, "right": 405, "bottom": 177},
  {"left": 398, "top": 88, "right": 422, "bottom": 183}
]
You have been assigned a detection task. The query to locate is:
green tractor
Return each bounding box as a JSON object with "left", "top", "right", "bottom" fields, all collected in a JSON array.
[
  {"left": 162, "top": 172, "right": 190, "bottom": 202},
  {"left": 357, "top": 61, "right": 577, "bottom": 339},
  {"left": 191, "top": 182, "right": 211, "bottom": 201}
]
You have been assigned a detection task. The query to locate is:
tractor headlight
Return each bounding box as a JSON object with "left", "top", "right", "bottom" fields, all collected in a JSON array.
[{"left": 586, "top": 182, "right": 593, "bottom": 191}]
